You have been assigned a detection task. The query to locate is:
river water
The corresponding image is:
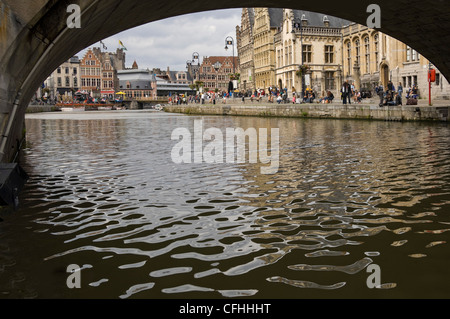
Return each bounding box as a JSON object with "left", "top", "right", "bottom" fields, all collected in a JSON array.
[{"left": 0, "top": 110, "right": 449, "bottom": 299}]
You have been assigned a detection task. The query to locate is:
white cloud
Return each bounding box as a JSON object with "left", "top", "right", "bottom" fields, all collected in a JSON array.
[{"left": 79, "top": 9, "right": 242, "bottom": 71}]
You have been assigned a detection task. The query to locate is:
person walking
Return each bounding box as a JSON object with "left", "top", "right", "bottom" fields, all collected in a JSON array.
[
  {"left": 342, "top": 81, "right": 352, "bottom": 105},
  {"left": 377, "top": 83, "right": 385, "bottom": 107},
  {"left": 398, "top": 82, "right": 403, "bottom": 99}
]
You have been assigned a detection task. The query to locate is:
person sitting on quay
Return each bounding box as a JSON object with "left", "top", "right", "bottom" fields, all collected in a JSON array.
[
  {"left": 320, "top": 91, "right": 334, "bottom": 104},
  {"left": 353, "top": 90, "right": 362, "bottom": 103},
  {"left": 277, "top": 95, "right": 283, "bottom": 104},
  {"left": 303, "top": 89, "right": 315, "bottom": 103},
  {"left": 382, "top": 89, "right": 395, "bottom": 106}
]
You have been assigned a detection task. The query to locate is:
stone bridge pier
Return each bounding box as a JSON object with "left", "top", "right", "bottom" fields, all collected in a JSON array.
[{"left": 0, "top": 0, "right": 449, "bottom": 165}]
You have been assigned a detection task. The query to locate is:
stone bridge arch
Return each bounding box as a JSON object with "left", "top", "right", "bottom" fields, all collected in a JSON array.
[{"left": 0, "top": 0, "right": 449, "bottom": 162}]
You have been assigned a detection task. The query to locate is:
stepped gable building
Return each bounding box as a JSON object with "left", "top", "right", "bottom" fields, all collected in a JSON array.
[
  {"left": 80, "top": 48, "right": 102, "bottom": 97},
  {"left": 198, "top": 56, "right": 240, "bottom": 92},
  {"left": 80, "top": 47, "right": 126, "bottom": 99},
  {"left": 236, "top": 8, "right": 255, "bottom": 92}
]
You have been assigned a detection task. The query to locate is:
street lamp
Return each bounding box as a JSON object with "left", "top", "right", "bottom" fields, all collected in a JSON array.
[
  {"left": 225, "top": 36, "right": 236, "bottom": 95},
  {"left": 292, "top": 18, "right": 306, "bottom": 98},
  {"left": 214, "top": 61, "right": 221, "bottom": 91},
  {"left": 224, "top": 37, "right": 236, "bottom": 75}
]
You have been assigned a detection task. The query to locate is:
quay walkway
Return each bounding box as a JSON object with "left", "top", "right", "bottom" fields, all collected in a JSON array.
[{"left": 164, "top": 99, "right": 450, "bottom": 122}]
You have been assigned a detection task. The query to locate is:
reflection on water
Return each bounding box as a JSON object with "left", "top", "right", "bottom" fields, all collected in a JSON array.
[{"left": 1, "top": 111, "right": 450, "bottom": 299}]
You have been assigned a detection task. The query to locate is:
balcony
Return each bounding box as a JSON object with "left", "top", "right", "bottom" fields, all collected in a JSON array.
[{"left": 293, "top": 26, "right": 342, "bottom": 37}]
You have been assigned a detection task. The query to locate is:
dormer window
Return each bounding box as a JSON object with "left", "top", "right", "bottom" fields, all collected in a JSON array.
[{"left": 301, "top": 14, "right": 308, "bottom": 26}]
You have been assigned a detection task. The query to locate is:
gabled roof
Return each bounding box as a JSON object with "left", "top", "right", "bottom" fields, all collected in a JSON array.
[
  {"left": 268, "top": 8, "right": 283, "bottom": 28},
  {"left": 203, "top": 56, "right": 239, "bottom": 68}
]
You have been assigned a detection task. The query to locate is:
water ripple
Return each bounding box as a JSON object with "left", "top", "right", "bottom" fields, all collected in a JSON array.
[{"left": 3, "top": 113, "right": 449, "bottom": 298}]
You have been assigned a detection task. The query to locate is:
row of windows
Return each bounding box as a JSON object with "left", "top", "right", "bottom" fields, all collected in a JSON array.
[
  {"left": 406, "top": 46, "right": 420, "bottom": 62},
  {"left": 57, "top": 77, "right": 78, "bottom": 87},
  {"left": 57, "top": 67, "right": 77, "bottom": 75},
  {"left": 278, "top": 71, "right": 336, "bottom": 91},
  {"left": 277, "top": 45, "right": 335, "bottom": 66},
  {"left": 123, "top": 91, "right": 153, "bottom": 98},
  {"left": 202, "top": 65, "right": 233, "bottom": 74},
  {"left": 81, "top": 67, "right": 101, "bottom": 76},
  {"left": 84, "top": 60, "right": 97, "bottom": 66},
  {"left": 102, "top": 72, "right": 114, "bottom": 79},
  {"left": 345, "top": 35, "right": 379, "bottom": 75},
  {"left": 255, "top": 51, "right": 272, "bottom": 68},
  {"left": 81, "top": 78, "right": 102, "bottom": 88},
  {"left": 102, "top": 81, "right": 114, "bottom": 89},
  {"left": 204, "top": 82, "right": 228, "bottom": 89}
]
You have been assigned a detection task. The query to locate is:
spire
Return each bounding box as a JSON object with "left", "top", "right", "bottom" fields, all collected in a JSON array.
[{"left": 132, "top": 60, "right": 138, "bottom": 69}]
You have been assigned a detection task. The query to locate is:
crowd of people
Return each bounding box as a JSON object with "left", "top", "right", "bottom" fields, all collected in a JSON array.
[
  {"left": 376, "top": 81, "right": 419, "bottom": 107},
  {"left": 166, "top": 81, "right": 419, "bottom": 107}
]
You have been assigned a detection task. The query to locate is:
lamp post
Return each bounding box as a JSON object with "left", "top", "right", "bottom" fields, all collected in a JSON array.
[
  {"left": 214, "top": 61, "right": 221, "bottom": 92},
  {"left": 225, "top": 37, "right": 236, "bottom": 74},
  {"left": 225, "top": 36, "right": 236, "bottom": 95},
  {"left": 293, "top": 19, "right": 306, "bottom": 98}
]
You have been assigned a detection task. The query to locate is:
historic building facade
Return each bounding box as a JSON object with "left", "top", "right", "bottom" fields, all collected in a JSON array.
[
  {"left": 275, "top": 9, "right": 348, "bottom": 97},
  {"left": 117, "top": 69, "right": 154, "bottom": 99},
  {"left": 198, "top": 56, "right": 239, "bottom": 92},
  {"left": 236, "top": 8, "right": 255, "bottom": 92},
  {"left": 92, "top": 47, "right": 126, "bottom": 99},
  {"left": 342, "top": 24, "right": 385, "bottom": 93},
  {"left": 80, "top": 49, "right": 102, "bottom": 97},
  {"left": 342, "top": 23, "right": 450, "bottom": 99},
  {"left": 238, "top": 8, "right": 449, "bottom": 100},
  {"left": 43, "top": 56, "right": 81, "bottom": 100},
  {"left": 252, "top": 8, "right": 281, "bottom": 92}
]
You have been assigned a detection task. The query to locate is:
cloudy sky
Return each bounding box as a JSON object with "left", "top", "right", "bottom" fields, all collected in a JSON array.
[{"left": 78, "top": 9, "right": 242, "bottom": 71}]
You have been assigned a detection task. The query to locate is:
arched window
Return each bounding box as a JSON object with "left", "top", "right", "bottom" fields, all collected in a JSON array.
[
  {"left": 364, "top": 37, "right": 370, "bottom": 74},
  {"left": 346, "top": 42, "right": 352, "bottom": 75},
  {"left": 355, "top": 39, "right": 361, "bottom": 66},
  {"left": 374, "top": 34, "right": 379, "bottom": 71},
  {"left": 289, "top": 41, "right": 293, "bottom": 65}
]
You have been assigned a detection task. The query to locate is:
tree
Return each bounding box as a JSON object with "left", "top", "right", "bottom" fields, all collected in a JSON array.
[
  {"left": 229, "top": 73, "right": 240, "bottom": 81},
  {"left": 296, "top": 65, "right": 311, "bottom": 78},
  {"left": 191, "top": 81, "right": 204, "bottom": 92}
]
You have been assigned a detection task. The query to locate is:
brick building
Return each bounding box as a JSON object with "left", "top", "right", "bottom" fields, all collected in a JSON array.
[
  {"left": 80, "top": 49, "right": 102, "bottom": 97},
  {"left": 198, "top": 56, "right": 239, "bottom": 92}
]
